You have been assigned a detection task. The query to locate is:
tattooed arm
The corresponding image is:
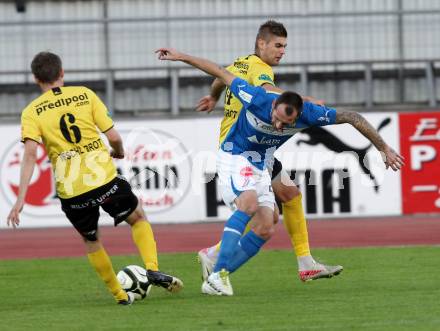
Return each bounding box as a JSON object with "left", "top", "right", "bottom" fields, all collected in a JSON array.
[{"left": 336, "top": 110, "right": 404, "bottom": 171}]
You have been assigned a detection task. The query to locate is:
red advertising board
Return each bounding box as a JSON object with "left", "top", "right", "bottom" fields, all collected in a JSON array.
[{"left": 400, "top": 112, "right": 440, "bottom": 214}]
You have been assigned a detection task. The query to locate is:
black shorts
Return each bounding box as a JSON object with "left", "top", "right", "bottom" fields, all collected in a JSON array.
[
  {"left": 59, "top": 176, "right": 138, "bottom": 241},
  {"left": 271, "top": 157, "right": 283, "bottom": 180}
]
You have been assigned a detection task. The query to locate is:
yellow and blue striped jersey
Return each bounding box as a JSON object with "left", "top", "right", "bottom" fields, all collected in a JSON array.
[
  {"left": 219, "top": 54, "right": 275, "bottom": 144},
  {"left": 21, "top": 86, "right": 117, "bottom": 198}
]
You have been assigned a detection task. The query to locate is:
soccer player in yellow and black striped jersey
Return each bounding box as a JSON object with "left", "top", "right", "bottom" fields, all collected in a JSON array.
[
  {"left": 7, "top": 52, "right": 183, "bottom": 305},
  {"left": 196, "top": 20, "right": 343, "bottom": 282}
]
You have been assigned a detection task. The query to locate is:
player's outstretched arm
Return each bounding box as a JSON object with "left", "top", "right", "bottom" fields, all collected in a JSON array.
[
  {"left": 7, "top": 139, "right": 39, "bottom": 228},
  {"left": 335, "top": 110, "right": 405, "bottom": 171},
  {"left": 156, "top": 48, "right": 235, "bottom": 86}
]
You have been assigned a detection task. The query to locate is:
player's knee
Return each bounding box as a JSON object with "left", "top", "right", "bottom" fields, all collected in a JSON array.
[
  {"left": 238, "top": 201, "right": 258, "bottom": 216},
  {"left": 254, "top": 223, "right": 274, "bottom": 240},
  {"left": 275, "top": 185, "right": 300, "bottom": 203},
  {"left": 243, "top": 202, "right": 259, "bottom": 216},
  {"left": 125, "top": 204, "right": 146, "bottom": 225},
  {"left": 81, "top": 230, "right": 99, "bottom": 242},
  {"left": 236, "top": 191, "right": 258, "bottom": 216}
]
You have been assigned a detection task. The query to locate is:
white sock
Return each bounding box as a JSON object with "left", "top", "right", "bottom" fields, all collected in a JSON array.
[{"left": 297, "top": 255, "right": 318, "bottom": 271}]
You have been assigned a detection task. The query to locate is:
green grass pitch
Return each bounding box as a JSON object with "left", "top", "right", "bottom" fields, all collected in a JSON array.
[{"left": 1, "top": 246, "right": 439, "bottom": 331}]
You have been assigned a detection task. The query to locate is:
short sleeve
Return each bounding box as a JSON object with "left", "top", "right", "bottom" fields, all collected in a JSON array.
[
  {"left": 229, "top": 78, "right": 266, "bottom": 109},
  {"left": 249, "top": 64, "right": 275, "bottom": 87},
  {"left": 301, "top": 102, "right": 337, "bottom": 126},
  {"left": 21, "top": 110, "right": 41, "bottom": 143},
  {"left": 89, "top": 89, "right": 114, "bottom": 132}
]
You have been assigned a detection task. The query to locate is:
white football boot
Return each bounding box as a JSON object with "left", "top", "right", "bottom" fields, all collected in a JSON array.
[
  {"left": 197, "top": 248, "right": 216, "bottom": 281},
  {"left": 299, "top": 261, "right": 343, "bottom": 282},
  {"left": 201, "top": 269, "right": 233, "bottom": 296}
]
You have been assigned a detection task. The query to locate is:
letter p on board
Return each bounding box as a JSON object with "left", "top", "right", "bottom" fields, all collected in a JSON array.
[{"left": 410, "top": 145, "right": 436, "bottom": 170}]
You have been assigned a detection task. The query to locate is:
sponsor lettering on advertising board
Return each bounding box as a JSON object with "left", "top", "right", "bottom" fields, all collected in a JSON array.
[{"left": 400, "top": 112, "right": 440, "bottom": 214}]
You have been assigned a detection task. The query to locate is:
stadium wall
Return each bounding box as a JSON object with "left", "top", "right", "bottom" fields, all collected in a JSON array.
[
  {"left": 1, "top": 1, "right": 439, "bottom": 115},
  {"left": 0, "top": 111, "right": 438, "bottom": 228},
  {"left": 1, "top": 0, "right": 440, "bottom": 74}
]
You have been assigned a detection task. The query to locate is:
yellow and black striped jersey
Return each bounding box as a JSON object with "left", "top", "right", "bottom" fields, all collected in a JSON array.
[{"left": 21, "top": 86, "right": 117, "bottom": 198}]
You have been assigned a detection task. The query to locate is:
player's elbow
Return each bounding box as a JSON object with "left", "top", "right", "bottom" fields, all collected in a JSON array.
[
  {"left": 219, "top": 69, "right": 234, "bottom": 87},
  {"left": 25, "top": 150, "right": 38, "bottom": 163},
  {"left": 105, "top": 128, "right": 122, "bottom": 145},
  {"left": 335, "top": 110, "right": 363, "bottom": 126},
  {"left": 220, "top": 76, "right": 233, "bottom": 87}
]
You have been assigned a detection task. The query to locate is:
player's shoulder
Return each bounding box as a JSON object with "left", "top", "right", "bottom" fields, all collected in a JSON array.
[
  {"left": 62, "top": 85, "right": 94, "bottom": 95},
  {"left": 21, "top": 92, "right": 48, "bottom": 119},
  {"left": 248, "top": 55, "right": 272, "bottom": 70},
  {"left": 231, "top": 54, "right": 271, "bottom": 69},
  {"left": 300, "top": 102, "right": 336, "bottom": 125},
  {"left": 247, "top": 55, "right": 274, "bottom": 83},
  {"left": 300, "top": 102, "right": 319, "bottom": 117},
  {"left": 21, "top": 103, "right": 35, "bottom": 119},
  {"left": 233, "top": 54, "right": 253, "bottom": 62},
  {"left": 232, "top": 76, "right": 264, "bottom": 92}
]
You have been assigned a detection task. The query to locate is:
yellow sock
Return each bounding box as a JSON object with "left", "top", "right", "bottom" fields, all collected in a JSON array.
[
  {"left": 87, "top": 247, "right": 127, "bottom": 302},
  {"left": 131, "top": 220, "right": 158, "bottom": 271},
  {"left": 282, "top": 194, "right": 311, "bottom": 257}
]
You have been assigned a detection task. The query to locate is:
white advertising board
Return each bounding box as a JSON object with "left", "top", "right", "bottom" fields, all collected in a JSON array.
[
  {"left": 0, "top": 112, "right": 401, "bottom": 228},
  {"left": 0, "top": 118, "right": 219, "bottom": 227},
  {"left": 275, "top": 112, "right": 402, "bottom": 218}
]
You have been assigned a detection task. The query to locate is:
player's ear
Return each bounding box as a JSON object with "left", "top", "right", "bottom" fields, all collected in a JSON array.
[
  {"left": 33, "top": 75, "right": 40, "bottom": 85},
  {"left": 59, "top": 69, "right": 65, "bottom": 79},
  {"left": 257, "top": 38, "right": 266, "bottom": 51}
]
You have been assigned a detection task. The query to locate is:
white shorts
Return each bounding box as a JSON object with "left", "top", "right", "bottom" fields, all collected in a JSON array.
[{"left": 216, "top": 149, "right": 275, "bottom": 211}]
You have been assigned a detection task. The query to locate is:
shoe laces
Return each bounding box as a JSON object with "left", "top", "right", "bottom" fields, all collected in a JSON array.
[{"left": 219, "top": 269, "right": 230, "bottom": 286}]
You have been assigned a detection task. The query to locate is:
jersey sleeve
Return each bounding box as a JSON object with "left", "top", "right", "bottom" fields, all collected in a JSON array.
[
  {"left": 229, "top": 77, "right": 266, "bottom": 110},
  {"left": 88, "top": 88, "right": 114, "bottom": 132},
  {"left": 301, "top": 102, "right": 337, "bottom": 126},
  {"left": 21, "top": 109, "right": 41, "bottom": 143},
  {"left": 249, "top": 63, "right": 275, "bottom": 87}
]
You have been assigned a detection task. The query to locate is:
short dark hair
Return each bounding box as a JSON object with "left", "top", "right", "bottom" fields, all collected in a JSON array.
[
  {"left": 31, "top": 52, "right": 62, "bottom": 84},
  {"left": 274, "top": 91, "right": 303, "bottom": 117},
  {"left": 256, "top": 20, "right": 287, "bottom": 44}
]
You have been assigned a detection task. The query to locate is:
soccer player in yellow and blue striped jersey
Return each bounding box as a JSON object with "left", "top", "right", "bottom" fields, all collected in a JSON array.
[{"left": 196, "top": 20, "right": 343, "bottom": 282}]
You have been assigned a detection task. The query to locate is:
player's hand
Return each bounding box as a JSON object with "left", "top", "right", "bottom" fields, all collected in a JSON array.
[
  {"left": 7, "top": 200, "right": 24, "bottom": 228},
  {"left": 110, "top": 149, "right": 124, "bottom": 159},
  {"left": 196, "top": 95, "right": 217, "bottom": 113},
  {"left": 381, "top": 146, "right": 405, "bottom": 171},
  {"left": 155, "top": 48, "right": 183, "bottom": 61}
]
